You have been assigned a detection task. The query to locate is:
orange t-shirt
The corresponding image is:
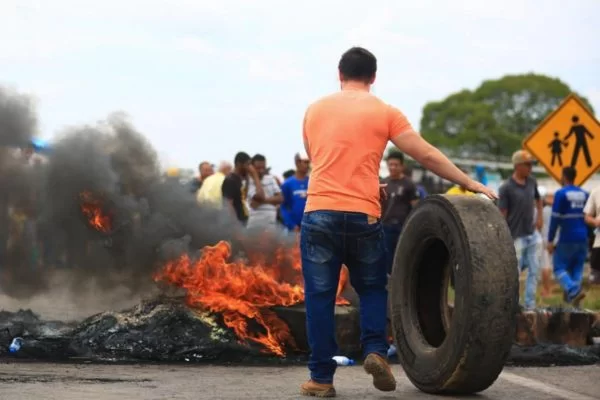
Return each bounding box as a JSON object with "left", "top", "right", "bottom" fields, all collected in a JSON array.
[{"left": 303, "top": 87, "right": 414, "bottom": 218}]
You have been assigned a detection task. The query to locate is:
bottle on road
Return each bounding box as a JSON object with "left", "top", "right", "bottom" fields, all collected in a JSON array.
[
  {"left": 8, "top": 337, "right": 23, "bottom": 353},
  {"left": 332, "top": 356, "right": 355, "bottom": 366}
]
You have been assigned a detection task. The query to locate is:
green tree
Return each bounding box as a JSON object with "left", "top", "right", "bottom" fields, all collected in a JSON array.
[{"left": 418, "top": 73, "right": 595, "bottom": 160}]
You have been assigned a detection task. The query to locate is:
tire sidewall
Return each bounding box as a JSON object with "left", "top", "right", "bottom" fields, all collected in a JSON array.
[{"left": 390, "top": 196, "right": 473, "bottom": 389}]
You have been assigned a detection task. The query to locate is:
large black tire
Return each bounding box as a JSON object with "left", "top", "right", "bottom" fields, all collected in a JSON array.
[{"left": 389, "top": 195, "right": 519, "bottom": 395}]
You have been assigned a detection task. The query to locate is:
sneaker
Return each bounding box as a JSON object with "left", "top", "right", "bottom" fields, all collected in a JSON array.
[
  {"left": 363, "top": 353, "right": 397, "bottom": 392},
  {"left": 300, "top": 380, "right": 336, "bottom": 398}
]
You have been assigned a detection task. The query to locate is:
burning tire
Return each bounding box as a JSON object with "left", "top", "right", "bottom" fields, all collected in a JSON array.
[{"left": 389, "top": 195, "right": 519, "bottom": 395}]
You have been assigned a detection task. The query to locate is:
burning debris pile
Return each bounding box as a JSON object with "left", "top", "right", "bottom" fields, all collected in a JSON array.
[
  {"left": 0, "top": 299, "right": 306, "bottom": 363},
  {"left": 0, "top": 85, "right": 350, "bottom": 358}
]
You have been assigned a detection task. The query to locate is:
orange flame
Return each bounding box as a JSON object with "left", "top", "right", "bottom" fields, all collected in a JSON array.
[
  {"left": 154, "top": 240, "right": 350, "bottom": 357},
  {"left": 79, "top": 191, "right": 113, "bottom": 233}
]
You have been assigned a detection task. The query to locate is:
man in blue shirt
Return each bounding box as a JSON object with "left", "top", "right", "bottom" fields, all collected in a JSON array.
[
  {"left": 547, "top": 166, "right": 589, "bottom": 306},
  {"left": 280, "top": 152, "right": 310, "bottom": 232}
]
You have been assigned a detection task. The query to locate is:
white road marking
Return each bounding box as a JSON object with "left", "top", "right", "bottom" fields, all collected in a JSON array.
[{"left": 500, "top": 372, "right": 598, "bottom": 400}]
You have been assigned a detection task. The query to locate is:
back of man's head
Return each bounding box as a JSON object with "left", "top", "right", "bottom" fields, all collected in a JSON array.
[
  {"left": 217, "top": 160, "right": 233, "bottom": 174},
  {"left": 562, "top": 166, "right": 577, "bottom": 183},
  {"left": 338, "top": 47, "right": 377, "bottom": 83}
]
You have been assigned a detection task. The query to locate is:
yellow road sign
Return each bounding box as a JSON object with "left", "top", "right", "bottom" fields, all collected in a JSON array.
[{"left": 523, "top": 93, "right": 600, "bottom": 187}]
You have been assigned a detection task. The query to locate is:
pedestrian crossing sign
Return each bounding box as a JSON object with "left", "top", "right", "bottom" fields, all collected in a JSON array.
[{"left": 523, "top": 93, "right": 600, "bottom": 187}]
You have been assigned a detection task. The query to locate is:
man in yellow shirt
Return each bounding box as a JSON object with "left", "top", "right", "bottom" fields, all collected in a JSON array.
[{"left": 197, "top": 161, "right": 233, "bottom": 207}]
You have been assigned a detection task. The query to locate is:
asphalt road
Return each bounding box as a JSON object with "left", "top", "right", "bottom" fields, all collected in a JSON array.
[{"left": 0, "top": 362, "right": 598, "bottom": 400}]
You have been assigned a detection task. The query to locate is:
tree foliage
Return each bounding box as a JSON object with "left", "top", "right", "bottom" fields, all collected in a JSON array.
[{"left": 419, "top": 73, "right": 595, "bottom": 160}]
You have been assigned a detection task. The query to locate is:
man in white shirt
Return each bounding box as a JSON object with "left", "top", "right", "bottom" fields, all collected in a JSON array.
[
  {"left": 246, "top": 154, "right": 282, "bottom": 230},
  {"left": 584, "top": 185, "right": 600, "bottom": 284}
]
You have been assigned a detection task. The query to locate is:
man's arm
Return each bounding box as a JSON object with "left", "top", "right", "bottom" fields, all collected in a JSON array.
[
  {"left": 386, "top": 106, "right": 490, "bottom": 197},
  {"left": 247, "top": 179, "right": 262, "bottom": 210},
  {"left": 263, "top": 176, "right": 283, "bottom": 206},
  {"left": 407, "top": 181, "right": 419, "bottom": 207},
  {"left": 534, "top": 183, "right": 543, "bottom": 231},
  {"left": 497, "top": 184, "right": 509, "bottom": 218},
  {"left": 247, "top": 165, "right": 265, "bottom": 201}
]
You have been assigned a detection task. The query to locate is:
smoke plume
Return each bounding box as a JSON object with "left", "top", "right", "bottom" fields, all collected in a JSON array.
[{"left": 0, "top": 86, "right": 266, "bottom": 303}]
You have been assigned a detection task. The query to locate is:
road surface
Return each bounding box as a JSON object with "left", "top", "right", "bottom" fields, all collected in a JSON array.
[{"left": 0, "top": 361, "right": 598, "bottom": 400}]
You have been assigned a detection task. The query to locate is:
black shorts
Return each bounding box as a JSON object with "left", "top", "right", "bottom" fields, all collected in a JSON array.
[{"left": 591, "top": 247, "right": 600, "bottom": 272}]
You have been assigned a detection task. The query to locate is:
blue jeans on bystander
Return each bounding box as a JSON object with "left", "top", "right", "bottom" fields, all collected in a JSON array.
[
  {"left": 300, "top": 210, "right": 389, "bottom": 384},
  {"left": 553, "top": 242, "right": 588, "bottom": 301}
]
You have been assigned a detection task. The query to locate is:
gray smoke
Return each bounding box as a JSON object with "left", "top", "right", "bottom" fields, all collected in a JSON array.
[{"left": 0, "top": 86, "right": 279, "bottom": 301}]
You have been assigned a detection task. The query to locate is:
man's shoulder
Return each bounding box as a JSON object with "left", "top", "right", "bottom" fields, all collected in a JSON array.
[
  {"left": 498, "top": 179, "right": 513, "bottom": 192},
  {"left": 526, "top": 176, "right": 538, "bottom": 186},
  {"left": 307, "top": 91, "right": 385, "bottom": 111},
  {"left": 223, "top": 173, "right": 240, "bottom": 184}
]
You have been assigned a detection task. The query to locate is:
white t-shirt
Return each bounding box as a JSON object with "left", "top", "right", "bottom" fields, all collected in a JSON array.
[
  {"left": 583, "top": 186, "right": 600, "bottom": 248},
  {"left": 246, "top": 174, "right": 281, "bottom": 226}
]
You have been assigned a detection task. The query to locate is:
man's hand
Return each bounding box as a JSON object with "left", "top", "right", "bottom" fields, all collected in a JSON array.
[
  {"left": 536, "top": 215, "right": 544, "bottom": 231},
  {"left": 546, "top": 242, "right": 555, "bottom": 254},
  {"left": 247, "top": 164, "right": 257, "bottom": 176},
  {"left": 464, "top": 180, "right": 498, "bottom": 200},
  {"left": 379, "top": 183, "right": 388, "bottom": 200}
]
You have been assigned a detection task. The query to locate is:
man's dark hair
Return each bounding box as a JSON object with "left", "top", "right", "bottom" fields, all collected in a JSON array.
[
  {"left": 338, "top": 47, "right": 377, "bottom": 83},
  {"left": 386, "top": 151, "right": 404, "bottom": 164},
  {"left": 562, "top": 166, "right": 577, "bottom": 183},
  {"left": 283, "top": 169, "right": 295, "bottom": 179},
  {"left": 198, "top": 161, "right": 210, "bottom": 171},
  {"left": 251, "top": 153, "right": 266, "bottom": 164},
  {"left": 234, "top": 151, "right": 251, "bottom": 166}
]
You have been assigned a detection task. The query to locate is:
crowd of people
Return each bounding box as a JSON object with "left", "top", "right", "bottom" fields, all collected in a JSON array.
[
  {"left": 188, "top": 151, "right": 311, "bottom": 233},
  {"left": 188, "top": 146, "right": 600, "bottom": 314}
]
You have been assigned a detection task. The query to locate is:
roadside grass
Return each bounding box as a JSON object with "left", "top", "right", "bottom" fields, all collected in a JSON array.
[{"left": 531, "top": 277, "right": 600, "bottom": 310}]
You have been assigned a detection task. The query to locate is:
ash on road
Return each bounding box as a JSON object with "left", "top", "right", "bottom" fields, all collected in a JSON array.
[{"left": 0, "top": 362, "right": 598, "bottom": 400}]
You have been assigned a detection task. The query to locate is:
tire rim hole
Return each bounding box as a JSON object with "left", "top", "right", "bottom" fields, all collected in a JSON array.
[{"left": 415, "top": 237, "right": 453, "bottom": 348}]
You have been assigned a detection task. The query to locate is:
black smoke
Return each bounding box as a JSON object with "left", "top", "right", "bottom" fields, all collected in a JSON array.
[{"left": 0, "top": 86, "right": 260, "bottom": 300}]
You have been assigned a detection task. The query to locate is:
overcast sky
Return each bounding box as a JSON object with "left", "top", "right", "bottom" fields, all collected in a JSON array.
[{"left": 1, "top": 0, "right": 598, "bottom": 176}]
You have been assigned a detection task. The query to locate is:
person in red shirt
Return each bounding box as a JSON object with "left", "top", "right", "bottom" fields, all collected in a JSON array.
[{"left": 299, "top": 47, "right": 495, "bottom": 397}]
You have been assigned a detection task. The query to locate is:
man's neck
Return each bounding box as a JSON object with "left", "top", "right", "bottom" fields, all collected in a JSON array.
[
  {"left": 389, "top": 173, "right": 403, "bottom": 180},
  {"left": 341, "top": 80, "right": 370, "bottom": 92},
  {"left": 295, "top": 172, "right": 307, "bottom": 180},
  {"left": 512, "top": 172, "right": 527, "bottom": 184}
]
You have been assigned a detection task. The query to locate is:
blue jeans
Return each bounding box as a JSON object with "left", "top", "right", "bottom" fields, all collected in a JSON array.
[
  {"left": 514, "top": 232, "right": 542, "bottom": 310},
  {"left": 382, "top": 224, "right": 401, "bottom": 275},
  {"left": 301, "top": 210, "right": 388, "bottom": 384},
  {"left": 553, "top": 242, "right": 588, "bottom": 301}
]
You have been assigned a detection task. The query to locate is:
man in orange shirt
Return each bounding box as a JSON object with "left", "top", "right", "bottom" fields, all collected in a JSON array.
[{"left": 300, "top": 47, "right": 496, "bottom": 397}]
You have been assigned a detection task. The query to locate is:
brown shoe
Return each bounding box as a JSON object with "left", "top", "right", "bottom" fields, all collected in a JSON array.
[
  {"left": 300, "top": 380, "right": 336, "bottom": 398},
  {"left": 571, "top": 291, "right": 586, "bottom": 308},
  {"left": 363, "top": 353, "right": 396, "bottom": 392}
]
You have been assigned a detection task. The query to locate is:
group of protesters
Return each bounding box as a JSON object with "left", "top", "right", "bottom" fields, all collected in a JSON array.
[
  {"left": 189, "top": 145, "right": 600, "bottom": 314},
  {"left": 378, "top": 148, "right": 600, "bottom": 311},
  {"left": 188, "top": 151, "right": 311, "bottom": 234}
]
